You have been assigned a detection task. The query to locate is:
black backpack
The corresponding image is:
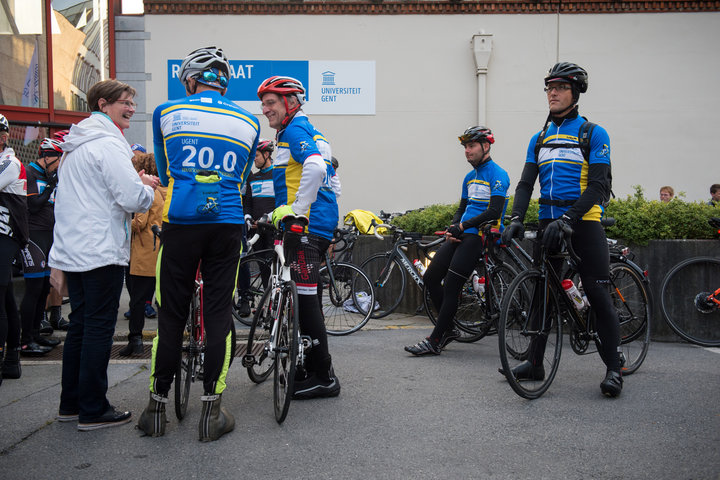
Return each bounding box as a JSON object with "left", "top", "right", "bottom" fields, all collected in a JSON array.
[{"left": 533, "top": 118, "right": 613, "bottom": 207}]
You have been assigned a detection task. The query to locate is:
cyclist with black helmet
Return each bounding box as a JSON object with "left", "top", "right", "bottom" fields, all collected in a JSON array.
[
  {"left": 500, "top": 62, "right": 622, "bottom": 397},
  {"left": 0, "top": 113, "right": 28, "bottom": 386},
  {"left": 18, "top": 137, "right": 65, "bottom": 357},
  {"left": 139, "top": 46, "right": 260, "bottom": 441},
  {"left": 258, "top": 75, "right": 341, "bottom": 399},
  {"left": 405, "top": 126, "right": 510, "bottom": 355},
  {"left": 236, "top": 139, "right": 276, "bottom": 316}
]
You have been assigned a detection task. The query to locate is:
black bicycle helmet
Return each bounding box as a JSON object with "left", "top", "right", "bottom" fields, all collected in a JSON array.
[
  {"left": 0, "top": 114, "right": 9, "bottom": 132},
  {"left": 459, "top": 126, "right": 495, "bottom": 145},
  {"left": 544, "top": 62, "right": 588, "bottom": 93}
]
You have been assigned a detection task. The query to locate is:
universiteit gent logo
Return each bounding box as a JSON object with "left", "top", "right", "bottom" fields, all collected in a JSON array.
[{"left": 322, "top": 71, "right": 336, "bottom": 86}]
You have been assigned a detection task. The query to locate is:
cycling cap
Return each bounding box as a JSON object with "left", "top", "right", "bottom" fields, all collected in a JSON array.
[
  {"left": 544, "top": 62, "right": 588, "bottom": 93},
  {"left": 0, "top": 114, "right": 9, "bottom": 132},
  {"left": 257, "top": 139, "right": 274, "bottom": 153},
  {"left": 38, "top": 137, "right": 64, "bottom": 157},
  {"left": 131, "top": 143, "right": 147, "bottom": 153},
  {"left": 53, "top": 129, "right": 70, "bottom": 142},
  {"left": 257, "top": 76, "right": 306, "bottom": 105},
  {"left": 179, "top": 46, "right": 230, "bottom": 87},
  {"left": 459, "top": 126, "right": 495, "bottom": 145}
]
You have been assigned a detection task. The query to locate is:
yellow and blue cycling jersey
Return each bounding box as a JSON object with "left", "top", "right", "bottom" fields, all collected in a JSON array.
[
  {"left": 274, "top": 113, "right": 339, "bottom": 240},
  {"left": 459, "top": 160, "right": 510, "bottom": 234},
  {"left": 526, "top": 115, "right": 611, "bottom": 222},
  {"left": 152, "top": 90, "right": 259, "bottom": 224}
]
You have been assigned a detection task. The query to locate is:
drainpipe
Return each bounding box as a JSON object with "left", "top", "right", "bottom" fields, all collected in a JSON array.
[{"left": 472, "top": 32, "right": 493, "bottom": 126}]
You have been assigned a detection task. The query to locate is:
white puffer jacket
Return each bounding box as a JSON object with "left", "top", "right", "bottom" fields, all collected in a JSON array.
[{"left": 49, "top": 112, "right": 154, "bottom": 272}]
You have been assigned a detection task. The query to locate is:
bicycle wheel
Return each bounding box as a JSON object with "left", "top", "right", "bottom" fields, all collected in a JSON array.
[
  {"left": 609, "top": 263, "right": 650, "bottom": 375},
  {"left": 274, "top": 280, "right": 299, "bottom": 424},
  {"left": 175, "top": 306, "right": 197, "bottom": 420},
  {"left": 320, "top": 262, "right": 375, "bottom": 335},
  {"left": 498, "top": 270, "right": 563, "bottom": 400},
  {"left": 423, "top": 281, "right": 485, "bottom": 343},
  {"left": 661, "top": 257, "right": 720, "bottom": 347},
  {"left": 245, "top": 287, "right": 275, "bottom": 384},
  {"left": 360, "top": 253, "right": 406, "bottom": 319},
  {"left": 233, "top": 255, "right": 271, "bottom": 327},
  {"left": 483, "top": 264, "right": 519, "bottom": 335}
]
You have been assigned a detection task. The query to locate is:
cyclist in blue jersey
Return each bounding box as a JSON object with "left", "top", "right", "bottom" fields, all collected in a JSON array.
[
  {"left": 139, "top": 46, "right": 260, "bottom": 441},
  {"left": 405, "top": 126, "right": 510, "bottom": 355},
  {"left": 258, "top": 76, "right": 341, "bottom": 400},
  {"left": 501, "top": 62, "right": 623, "bottom": 397}
]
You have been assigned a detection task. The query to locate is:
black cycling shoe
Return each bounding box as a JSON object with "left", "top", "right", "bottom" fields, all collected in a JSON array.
[
  {"left": 20, "top": 342, "right": 52, "bottom": 356},
  {"left": 34, "top": 336, "right": 61, "bottom": 347},
  {"left": 238, "top": 300, "right": 251, "bottom": 317},
  {"left": 39, "top": 317, "right": 54, "bottom": 336},
  {"left": 404, "top": 338, "right": 441, "bottom": 356},
  {"left": 600, "top": 370, "right": 623, "bottom": 397},
  {"left": 439, "top": 328, "right": 461, "bottom": 348},
  {"left": 293, "top": 372, "right": 341, "bottom": 400},
  {"left": 498, "top": 360, "right": 545, "bottom": 381}
]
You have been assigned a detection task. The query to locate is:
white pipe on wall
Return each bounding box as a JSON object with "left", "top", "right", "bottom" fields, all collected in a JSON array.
[{"left": 472, "top": 32, "right": 493, "bottom": 127}]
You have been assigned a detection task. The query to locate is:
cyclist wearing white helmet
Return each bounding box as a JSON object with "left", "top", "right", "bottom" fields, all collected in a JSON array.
[
  {"left": 501, "top": 62, "right": 622, "bottom": 397},
  {"left": 140, "top": 46, "right": 260, "bottom": 441},
  {"left": 259, "top": 75, "right": 341, "bottom": 399},
  {"left": 404, "top": 126, "right": 510, "bottom": 356},
  {"left": 18, "top": 136, "right": 66, "bottom": 357},
  {"left": 0, "top": 113, "right": 28, "bottom": 386}
]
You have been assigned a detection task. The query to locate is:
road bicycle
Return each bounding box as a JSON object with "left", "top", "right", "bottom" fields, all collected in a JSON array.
[
  {"left": 321, "top": 227, "right": 375, "bottom": 336},
  {"left": 660, "top": 217, "right": 720, "bottom": 347},
  {"left": 240, "top": 217, "right": 311, "bottom": 424},
  {"left": 233, "top": 219, "right": 270, "bottom": 327},
  {"left": 423, "top": 223, "right": 519, "bottom": 343},
  {"left": 360, "top": 222, "right": 444, "bottom": 318},
  {"left": 498, "top": 224, "right": 650, "bottom": 399}
]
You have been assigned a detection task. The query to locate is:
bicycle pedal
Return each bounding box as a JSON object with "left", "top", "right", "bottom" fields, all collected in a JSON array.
[{"left": 241, "top": 354, "right": 255, "bottom": 368}]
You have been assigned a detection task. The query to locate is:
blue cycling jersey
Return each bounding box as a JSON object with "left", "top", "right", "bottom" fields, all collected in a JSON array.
[
  {"left": 525, "top": 115, "right": 611, "bottom": 221},
  {"left": 459, "top": 159, "right": 510, "bottom": 234},
  {"left": 274, "top": 113, "right": 338, "bottom": 240},
  {"left": 153, "top": 90, "right": 259, "bottom": 224}
]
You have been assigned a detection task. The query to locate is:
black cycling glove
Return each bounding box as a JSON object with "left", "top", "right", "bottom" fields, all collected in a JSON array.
[
  {"left": 446, "top": 224, "right": 463, "bottom": 239},
  {"left": 501, "top": 218, "right": 524, "bottom": 245},
  {"left": 542, "top": 215, "right": 572, "bottom": 252}
]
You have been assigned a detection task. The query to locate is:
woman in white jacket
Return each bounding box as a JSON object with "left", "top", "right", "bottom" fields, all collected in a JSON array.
[{"left": 49, "top": 79, "right": 159, "bottom": 431}]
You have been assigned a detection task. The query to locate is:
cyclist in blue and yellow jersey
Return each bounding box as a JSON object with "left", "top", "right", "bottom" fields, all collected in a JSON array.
[
  {"left": 258, "top": 76, "right": 341, "bottom": 400},
  {"left": 501, "top": 62, "right": 623, "bottom": 397},
  {"left": 404, "top": 126, "right": 510, "bottom": 356},
  {"left": 139, "top": 46, "right": 260, "bottom": 441}
]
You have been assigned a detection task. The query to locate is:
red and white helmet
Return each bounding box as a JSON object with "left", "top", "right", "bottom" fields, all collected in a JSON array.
[
  {"left": 257, "top": 76, "right": 306, "bottom": 105},
  {"left": 257, "top": 139, "right": 274, "bottom": 153},
  {"left": 38, "top": 137, "right": 64, "bottom": 157}
]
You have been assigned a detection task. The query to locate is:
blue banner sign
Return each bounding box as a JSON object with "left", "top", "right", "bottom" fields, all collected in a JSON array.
[{"left": 167, "top": 60, "right": 309, "bottom": 101}]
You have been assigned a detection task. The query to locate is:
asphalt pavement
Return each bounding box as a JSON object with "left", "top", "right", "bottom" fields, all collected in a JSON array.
[{"left": 1, "top": 295, "right": 719, "bottom": 479}]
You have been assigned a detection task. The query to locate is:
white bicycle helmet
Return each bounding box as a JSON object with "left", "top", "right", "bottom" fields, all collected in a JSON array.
[
  {"left": 178, "top": 46, "right": 230, "bottom": 86},
  {"left": 0, "top": 114, "right": 9, "bottom": 132}
]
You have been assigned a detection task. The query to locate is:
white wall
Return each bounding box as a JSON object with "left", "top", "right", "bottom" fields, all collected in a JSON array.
[{"left": 143, "top": 12, "right": 720, "bottom": 217}]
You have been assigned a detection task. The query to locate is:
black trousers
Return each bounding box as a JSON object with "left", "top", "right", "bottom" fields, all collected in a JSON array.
[{"left": 150, "top": 223, "right": 242, "bottom": 396}]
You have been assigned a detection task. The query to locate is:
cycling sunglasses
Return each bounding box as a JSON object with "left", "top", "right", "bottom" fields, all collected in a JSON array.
[{"left": 201, "top": 69, "right": 228, "bottom": 88}]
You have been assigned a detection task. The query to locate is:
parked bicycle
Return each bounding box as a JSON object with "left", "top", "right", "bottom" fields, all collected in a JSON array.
[
  {"left": 360, "top": 221, "right": 444, "bottom": 318},
  {"left": 498, "top": 224, "right": 650, "bottom": 399},
  {"left": 660, "top": 217, "right": 720, "bottom": 347},
  {"left": 240, "top": 217, "right": 313, "bottom": 423},
  {"left": 321, "top": 227, "right": 375, "bottom": 336},
  {"left": 233, "top": 218, "right": 269, "bottom": 327}
]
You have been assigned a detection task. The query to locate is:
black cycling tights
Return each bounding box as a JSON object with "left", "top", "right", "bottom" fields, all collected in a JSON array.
[
  {"left": 424, "top": 234, "right": 484, "bottom": 342},
  {"left": 0, "top": 235, "right": 21, "bottom": 352},
  {"left": 529, "top": 219, "right": 621, "bottom": 372},
  {"left": 20, "top": 277, "right": 50, "bottom": 344}
]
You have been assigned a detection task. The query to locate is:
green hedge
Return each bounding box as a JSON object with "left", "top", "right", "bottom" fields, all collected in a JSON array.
[{"left": 391, "top": 186, "right": 719, "bottom": 245}]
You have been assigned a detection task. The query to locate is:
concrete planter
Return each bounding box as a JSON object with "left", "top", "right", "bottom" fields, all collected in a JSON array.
[{"left": 353, "top": 235, "right": 720, "bottom": 343}]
